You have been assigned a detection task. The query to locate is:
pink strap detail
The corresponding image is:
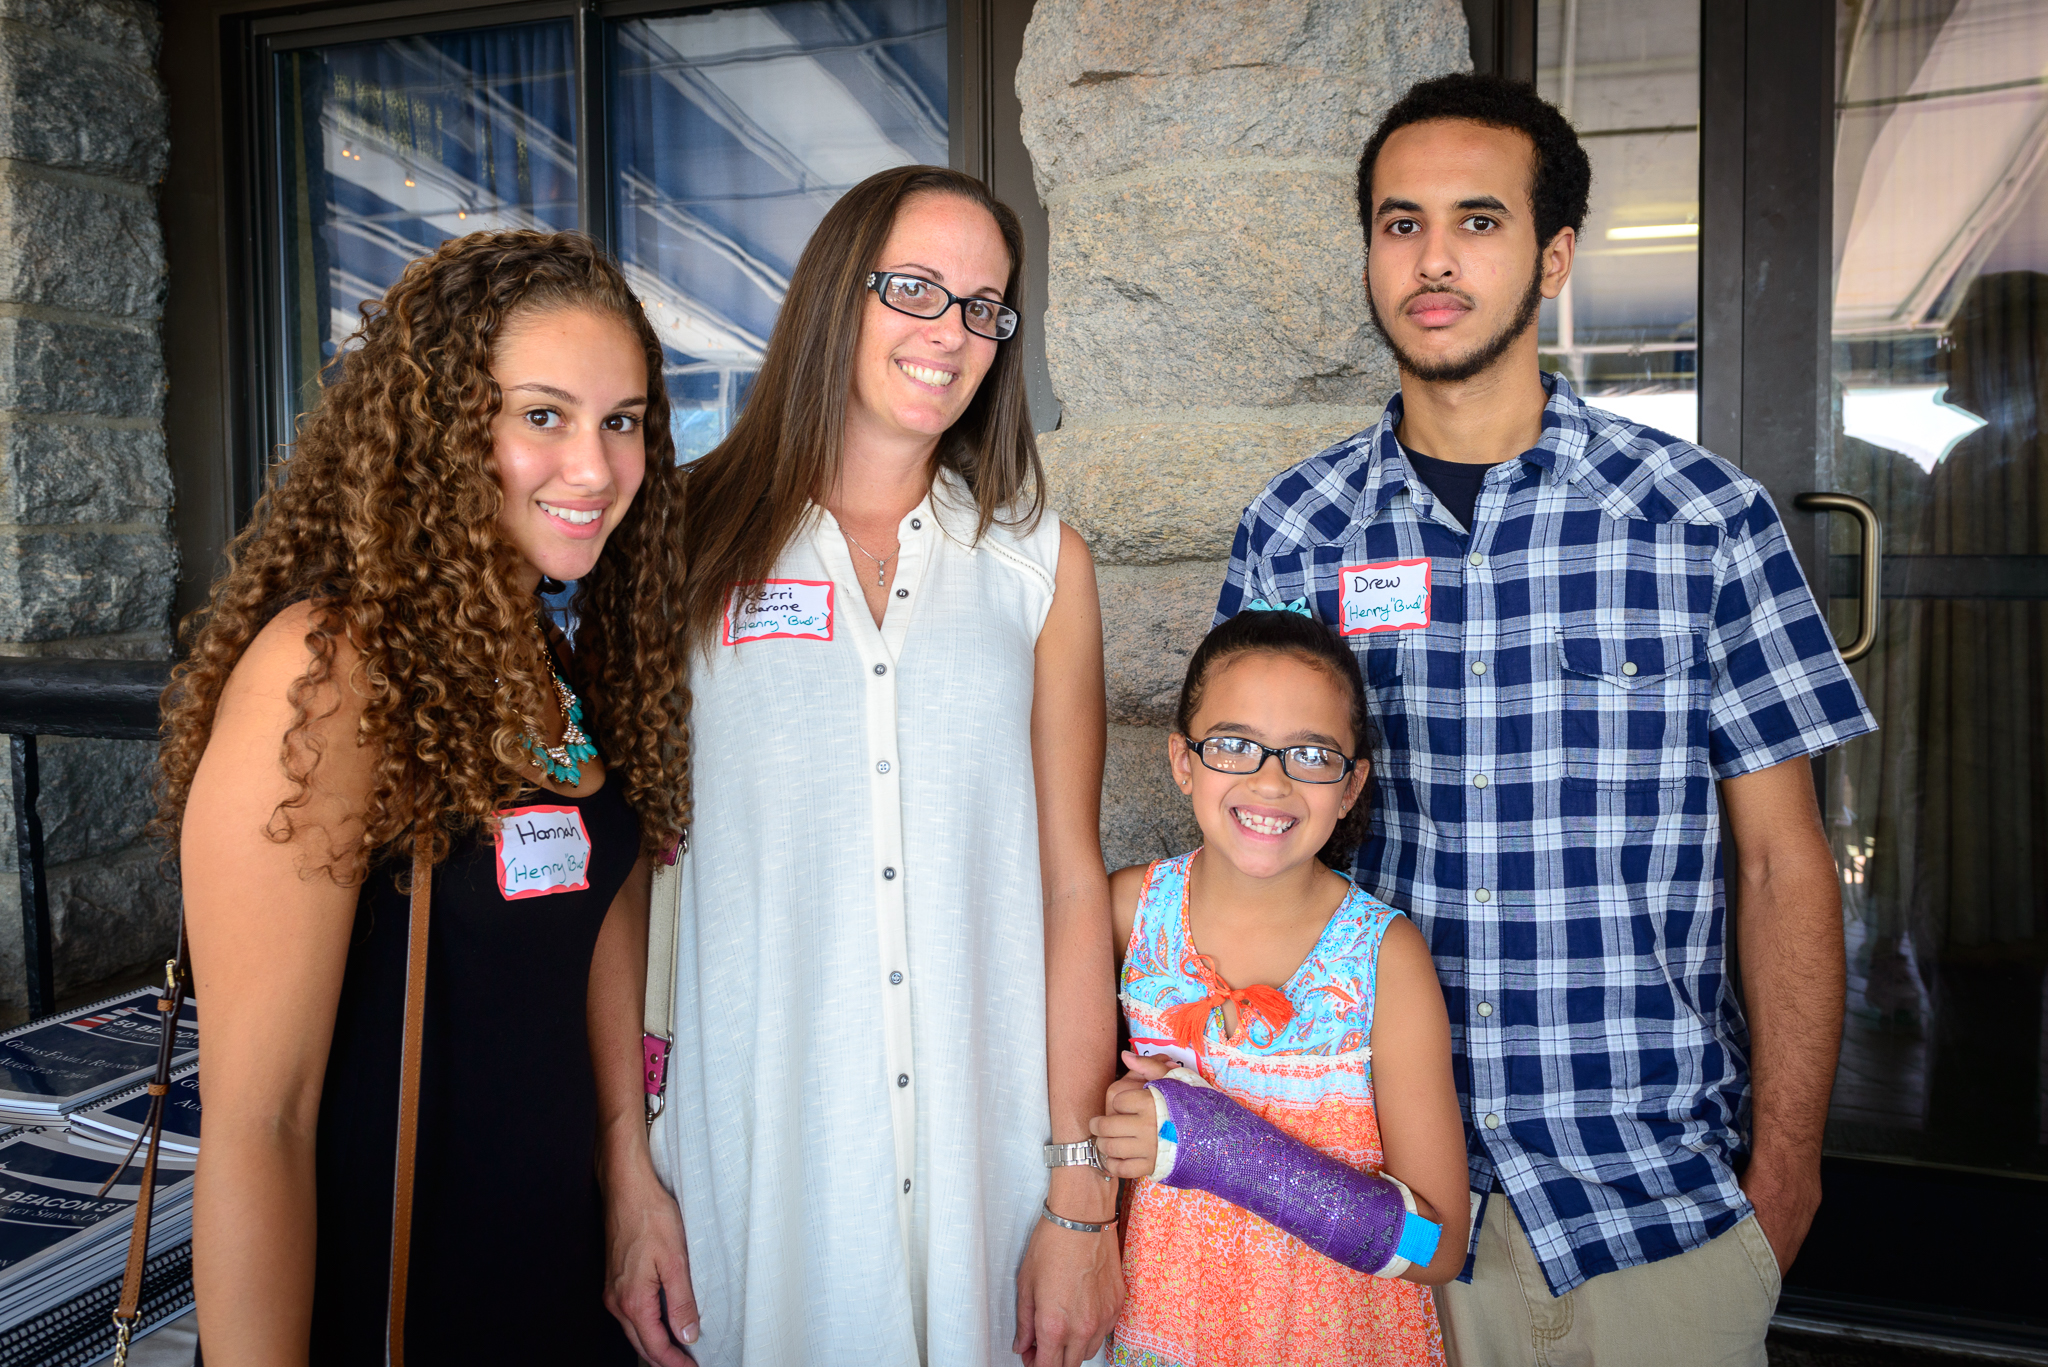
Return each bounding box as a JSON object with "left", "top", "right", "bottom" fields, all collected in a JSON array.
[{"left": 643, "top": 1034, "right": 670, "bottom": 1097}]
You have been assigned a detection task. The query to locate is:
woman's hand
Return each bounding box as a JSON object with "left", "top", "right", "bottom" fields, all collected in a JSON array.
[
  {"left": 602, "top": 1158, "right": 700, "bottom": 1365},
  {"left": 1014, "top": 1191, "right": 1122, "bottom": 1367},
  {"left": 1090, "top": 1051, "right": 1176, "bottom": 1180}
]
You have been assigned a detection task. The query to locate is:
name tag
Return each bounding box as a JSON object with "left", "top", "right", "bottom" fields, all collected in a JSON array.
[
  {"left": 494, "top": 804, "right": 592, "bottom": 900},
  {"left": 1339, "top": 558, "right": 1431, "bottom": 635},
  {"left": 723, "top": 579, "right": 834, "bottom": 645},
  {"left": 1129, "top": 1032, "right": 1201, "bottom": 1073}
]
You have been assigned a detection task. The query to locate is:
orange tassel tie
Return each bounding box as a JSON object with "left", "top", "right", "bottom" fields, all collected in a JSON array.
[{"left": 1163, "top": 980, "right": 1295, "bottom": 1053}]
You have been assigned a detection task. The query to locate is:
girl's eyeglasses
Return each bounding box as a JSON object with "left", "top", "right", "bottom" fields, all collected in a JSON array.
[
  {"left": 865, "top": 272, "right": 1020, "bottom": 340},
  {"left": 1181, "top": 735, "right": 1358, "bottom": 784}
]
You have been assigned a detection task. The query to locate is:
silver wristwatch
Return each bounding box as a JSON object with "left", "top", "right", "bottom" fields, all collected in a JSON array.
[{"left": 1042, "top": 1139, "right": 1112, "bottom": 1180}]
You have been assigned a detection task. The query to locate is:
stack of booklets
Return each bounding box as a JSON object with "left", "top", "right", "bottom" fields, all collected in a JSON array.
[
  {"left": 0, "top": 1128, "right": 195, "bottom": 1366},
  {"left": 0, "top": 990, "right": 198, "bottom": 1128},
  {"left": 67, "top": 1068, "right": 201, "bottom": 1162}
]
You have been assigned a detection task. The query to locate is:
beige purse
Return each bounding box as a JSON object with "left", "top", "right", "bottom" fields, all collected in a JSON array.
[{"left": 642, "top": 836, "right": 686, "bottom": 1121}]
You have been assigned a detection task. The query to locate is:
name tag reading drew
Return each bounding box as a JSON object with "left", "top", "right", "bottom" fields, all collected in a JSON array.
[
  {"left": 723, "top": 579, "right": 834, "bottom": 645},
  {"left": 1339, "top": 558, "right": 1431, "bottom": 635},
  {"left": 494, "top": 804, "right": 592, "bottom": 900}
]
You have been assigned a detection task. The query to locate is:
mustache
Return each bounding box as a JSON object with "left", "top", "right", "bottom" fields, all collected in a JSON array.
[{"left": 1399, "top": 284, "right": 1477, "bottom": 312}]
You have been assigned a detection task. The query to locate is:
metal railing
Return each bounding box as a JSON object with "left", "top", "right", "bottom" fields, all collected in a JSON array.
[{"left": 0, "top": 660, "right": 170, "bottom": 1018}]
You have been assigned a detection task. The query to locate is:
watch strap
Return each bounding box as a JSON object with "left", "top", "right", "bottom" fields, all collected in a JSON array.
[{"left": 1042, "top": 1139, "right": 1100, "bottom": 1170}]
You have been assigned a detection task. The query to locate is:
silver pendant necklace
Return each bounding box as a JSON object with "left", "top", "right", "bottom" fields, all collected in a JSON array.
[{"left": 841, "top": 527, "right": 894, "bottom": 588}]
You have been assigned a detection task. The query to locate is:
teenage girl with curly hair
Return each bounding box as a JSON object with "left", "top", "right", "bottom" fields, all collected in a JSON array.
[{"left": 157, "top": 230, "right": 688, "bottom": 1364}]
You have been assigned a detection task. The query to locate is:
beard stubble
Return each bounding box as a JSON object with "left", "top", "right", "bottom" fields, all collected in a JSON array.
[{"left": 1366, "top": 250, "right": 1548, "bottom": 385}]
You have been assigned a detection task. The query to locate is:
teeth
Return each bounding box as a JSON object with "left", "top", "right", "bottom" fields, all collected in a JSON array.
[
  {"left": 1234, "top": 808, "right": 1297, "bottom": 836},
  {"left": 541, "top": 502, "right": 601, "bottom": 525},
  {"left": 898, "top": 361, "right": 955, "bottom": 387}
]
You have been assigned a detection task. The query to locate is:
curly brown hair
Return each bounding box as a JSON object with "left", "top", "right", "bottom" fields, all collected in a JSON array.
[{"left": 153, "top": 229, "right": 690, "bottom": 873}]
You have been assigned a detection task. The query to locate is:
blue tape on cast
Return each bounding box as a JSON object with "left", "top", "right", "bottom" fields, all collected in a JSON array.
[
  {"left": 1394, "top": 1213, "right": 1442, "bottom": 1267},
  {"left": 1159, "top": 1120, "right": 1177, "bottom": 1143}
]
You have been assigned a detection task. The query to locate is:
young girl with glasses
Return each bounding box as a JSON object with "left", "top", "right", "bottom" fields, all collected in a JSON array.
[{"left": 1089, "top": 606, "right": 1468, "bottom": 1367}]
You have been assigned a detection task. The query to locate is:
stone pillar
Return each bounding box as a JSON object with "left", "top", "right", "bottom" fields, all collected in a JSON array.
[
  {"left": 0, "top": 0, "right": 175, "bottom": 1013},
  {"left": 1017, "top": 0, "right": 1468, "bottom": 869}
]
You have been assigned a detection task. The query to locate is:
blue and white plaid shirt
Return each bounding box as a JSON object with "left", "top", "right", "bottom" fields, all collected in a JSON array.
[{"left": 1217, "top": 375, "right": 1876, "bottom": 1294}]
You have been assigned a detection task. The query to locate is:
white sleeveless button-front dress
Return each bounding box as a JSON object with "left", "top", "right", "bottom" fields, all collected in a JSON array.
[{"left": 650, "top": 471, "right": 1062, "bottom": 1365}]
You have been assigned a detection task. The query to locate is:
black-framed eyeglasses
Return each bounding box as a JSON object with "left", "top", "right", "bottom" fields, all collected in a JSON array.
[
  {"left": 865, "top": 272, "right": 1019, "bottom": 340},
  {"left": 1181, "top": 735, "right": 1359, "bottom": 784}
]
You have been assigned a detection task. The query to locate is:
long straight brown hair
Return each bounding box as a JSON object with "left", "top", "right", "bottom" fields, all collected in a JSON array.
[{"left": 677, "top": 165, "right": 1040, "bottom": 651}]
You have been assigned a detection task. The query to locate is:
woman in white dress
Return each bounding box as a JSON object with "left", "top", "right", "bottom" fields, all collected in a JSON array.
[{"left": 603, "top": 166, "right": 1121, "bottom": 1366}]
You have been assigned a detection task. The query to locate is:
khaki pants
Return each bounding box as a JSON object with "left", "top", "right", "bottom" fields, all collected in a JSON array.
[{"left": 1433, "top": 1195, "right": 1781, "bottom": 1367}]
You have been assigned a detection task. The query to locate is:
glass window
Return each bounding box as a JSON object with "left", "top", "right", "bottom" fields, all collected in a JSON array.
[
  {"left": 266, "top": 3, "right": 948, "bottom": 466},
  {"left": 609, "top": 1, "right": 948, "bottom": 460},
  {"left": 1824, "top": 0, "right": 2048, "bottom": 1177},
  {"left": 273, "top": 21, "right": 581, "bottom": 421},
  {"left": 1536, "top": 0, "right": 1699, "bottom": 438}
]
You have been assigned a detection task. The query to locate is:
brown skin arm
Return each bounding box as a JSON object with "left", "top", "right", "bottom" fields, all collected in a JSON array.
[
  {"left": 1721, "top": 754, "right": 1845, "bottom": 1272},
  {"left": 592, "top": 852, "right": 700, "bottom": 1364},
  {"left": 1109, "top": 862, "right": 1148, "bottom": 971},
  {"left": 1366, "top": 915, "right": 1469, "bottom": 1284},
  {"left": 187, "top": 604, "right": 375, "bottom": 1365},
  {"left": 1013, "top": 522, "right": 1122, "bottom": 1367}
]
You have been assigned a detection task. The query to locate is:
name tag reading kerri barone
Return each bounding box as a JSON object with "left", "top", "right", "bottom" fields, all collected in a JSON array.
[
  {"left": 1339, "top": 558, "right": 1431, "bottom": 635},
  {"left": 494, "top": 804, "right": 593, "bottom": 900},
  {"left": 723, "top": 579, "right": 835, "bottom": 645}
]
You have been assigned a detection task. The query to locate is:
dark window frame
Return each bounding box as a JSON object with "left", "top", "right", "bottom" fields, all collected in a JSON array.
[{"left": 162, "top": 0, "right": 1044, "bottom": 621}]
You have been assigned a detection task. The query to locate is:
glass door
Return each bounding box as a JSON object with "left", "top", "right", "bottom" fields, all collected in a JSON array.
[
  {"left": 1823, "top": 0, "right": 2048, "bottom": 1185},
  {"left": 1536, "top": 0, "right": 1699, "bottom": 435},
  {"left": 1762, "top": 0, "right": 2048, "bottom": 1344}
]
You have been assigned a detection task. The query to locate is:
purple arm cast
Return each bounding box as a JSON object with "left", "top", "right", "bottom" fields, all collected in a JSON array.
[{"left": 1148, "top": 1075, "right": 1440, "bottom": 1278}]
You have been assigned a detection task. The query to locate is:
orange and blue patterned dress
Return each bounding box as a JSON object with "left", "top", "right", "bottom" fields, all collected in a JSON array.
[{"left": 1113, "top": 850, "right": 1446, "bottom": 1367}]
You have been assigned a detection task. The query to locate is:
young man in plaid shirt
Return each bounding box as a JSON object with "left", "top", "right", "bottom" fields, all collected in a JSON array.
[{"left": 1215, "top": 74, "right": 1876, "bottom": 1364}]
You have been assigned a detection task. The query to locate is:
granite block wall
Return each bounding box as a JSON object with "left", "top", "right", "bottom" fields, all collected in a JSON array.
[
  {"left": 1016, "top": 0, "right": 1469, "bottom": 869},
  {"left": 0, "top": 0, "right": 174, "bottom": 1012}
]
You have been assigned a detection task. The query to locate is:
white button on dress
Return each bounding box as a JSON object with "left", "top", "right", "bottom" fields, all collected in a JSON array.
[{"left": 649, "top": 473, "right": 1061, "bottom": 1366}]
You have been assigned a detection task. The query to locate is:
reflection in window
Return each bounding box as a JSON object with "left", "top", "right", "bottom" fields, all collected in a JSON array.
[
  {"left": 274, "top": 22, "right": 580, "bottom": 420},
  {"left": 1825, "top": 0, "right": 2048, "bottom": 1178},
  {"left": 1536, "top": 0, "right": 1699, "bottom": 438},
  {"left": 610, "top": 2, "right": 947, "bottom": 461}
]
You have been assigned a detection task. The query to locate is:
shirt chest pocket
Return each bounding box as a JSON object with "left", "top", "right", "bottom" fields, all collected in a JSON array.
[{"left": 1556, "top": 628, "right": 1710, "bottom": 784}]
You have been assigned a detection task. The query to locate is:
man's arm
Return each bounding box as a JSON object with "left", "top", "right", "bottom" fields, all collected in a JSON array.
[{"left": 1721, "top": 754, "right": 1844, "bottom": 1273}]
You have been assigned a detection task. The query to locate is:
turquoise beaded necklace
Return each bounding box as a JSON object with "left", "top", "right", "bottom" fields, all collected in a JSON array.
[{"left": 525, "top": 613, "right": 598, "bottom": 786}]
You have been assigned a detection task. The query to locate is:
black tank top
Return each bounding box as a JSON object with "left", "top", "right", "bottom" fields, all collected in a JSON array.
[{"left": 309, "top": 776, "right": 640, "bottom": 1364}]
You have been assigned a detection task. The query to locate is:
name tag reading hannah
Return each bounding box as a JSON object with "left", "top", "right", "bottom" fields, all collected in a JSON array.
[
  {"left": 494, "top": 804, "right": 592, "bottom": 900},
  {"left": 723, "top": 579, "right": 834, "bottom": 645},
  {"left": 1339, "top": 558, "right": 1431, "bottom": 635}
]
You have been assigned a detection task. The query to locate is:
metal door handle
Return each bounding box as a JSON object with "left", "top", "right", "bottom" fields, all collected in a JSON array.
[{"left": 1793, "top": 492, "right": 1881, "bottom": 663}]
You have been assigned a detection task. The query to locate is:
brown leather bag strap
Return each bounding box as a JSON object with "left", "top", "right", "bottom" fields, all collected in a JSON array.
[
  {"left": 107, "top": 921, "right": 190, "bottom": 1366},
  {"left": 386, "top": 842, "right": 432, "bottom": 1367}
]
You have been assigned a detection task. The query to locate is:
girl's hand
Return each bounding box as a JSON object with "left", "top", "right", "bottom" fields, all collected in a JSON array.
[
  {"left": 603, "top": 1159, "right": 700, "bottom": 1365},
  {"left": 1090, "top": 1081, "right": 1168, "bottom": 1180},
  {"left": 1105, "top": 1048, "right": 1175, "bottom": 1108}
]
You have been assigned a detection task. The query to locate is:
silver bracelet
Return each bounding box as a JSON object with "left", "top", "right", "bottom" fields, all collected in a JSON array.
[{"left": 1040, "top": 1200, "right": 1115, "bottom": 1235}]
